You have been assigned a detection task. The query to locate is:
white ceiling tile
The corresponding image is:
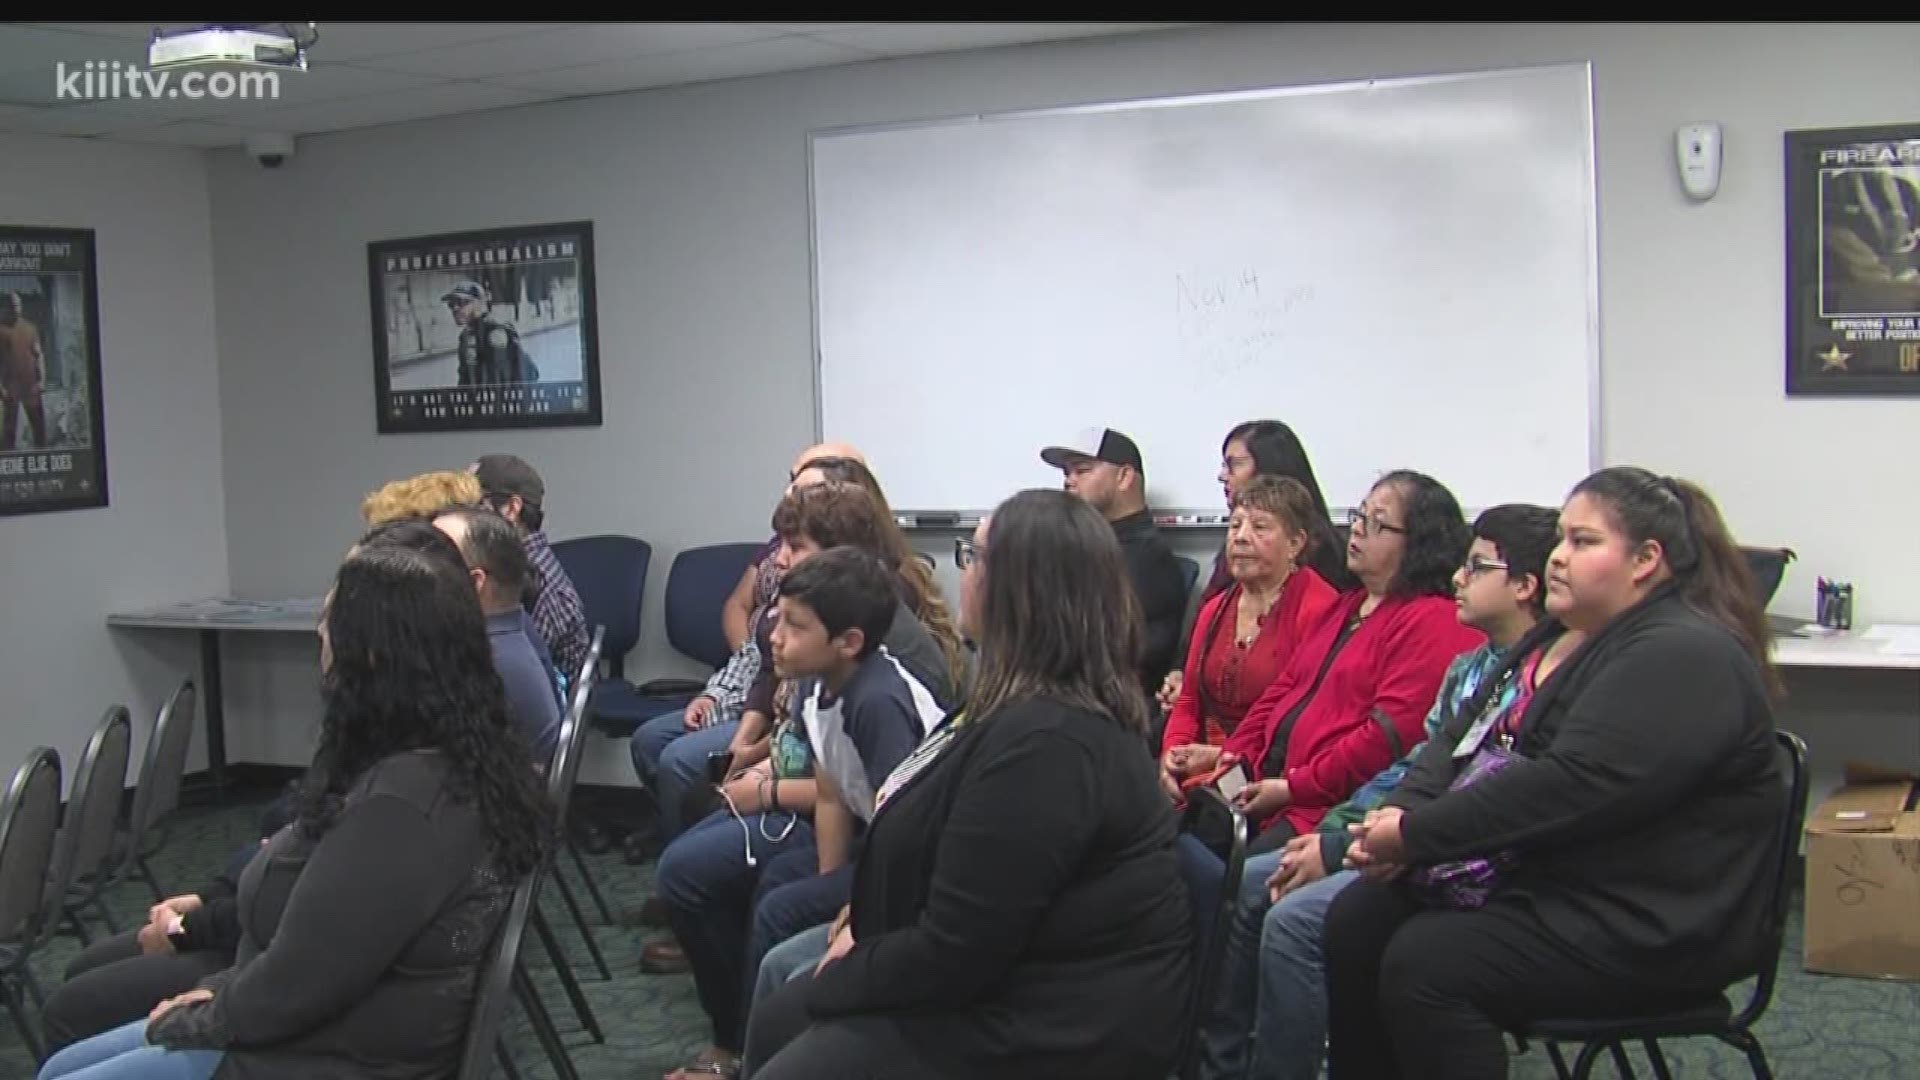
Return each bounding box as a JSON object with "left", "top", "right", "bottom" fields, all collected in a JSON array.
[
  {"left": 283, "top": 23, "right": 565, "bottom": 62},
  {"left": 808, "top": 22, "right": 1175, "bottom": 57},
  {"left": 344, "top": 23, "right": 793, "bottom": 79},
  {"left": 108, "top": 120, "right": 263, "bottom": 148},
  {"left": 236, "top": 81, "right": 556, "bottom": 135},
  {"left": 0, "top": 101, "right": 160, "bottom": 137},
  {"left": 488, "top": 35, "right": 876, "bottom": 96}
]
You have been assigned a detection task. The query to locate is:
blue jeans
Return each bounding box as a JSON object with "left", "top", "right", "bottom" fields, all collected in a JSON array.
[
  {"left": 38, "top": 1018, "right": 223, "bottom": 1080},
  {"left": 1200, "top": 852, "right": 1358, "bottom": 1080},
  {"left": 630, "top": 713, "right": 737, "bottom": 844},
  {"left": 658, "top": 807, "right": 816, "bottom": 1052}
]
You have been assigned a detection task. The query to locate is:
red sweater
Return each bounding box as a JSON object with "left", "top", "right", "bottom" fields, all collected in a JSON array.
[
  {"left": 1162, "top": 568, "right": 1337, "bottom": 754},
  {"left": 1221, "top": 590, "right": 1484, "bottom": 837}
]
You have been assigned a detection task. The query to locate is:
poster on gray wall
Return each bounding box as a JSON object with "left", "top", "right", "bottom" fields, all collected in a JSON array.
[
  {"left": 367, "top": 220, "right": 602, "bottom": 433},
  {"left": 0, "top": 225, "right": 107, "bottom": 516},
  {"left": 1786, "top": 124, "right": 1920, "bottom": 396}
]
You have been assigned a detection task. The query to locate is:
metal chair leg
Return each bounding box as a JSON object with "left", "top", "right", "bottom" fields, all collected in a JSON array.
[
  {"left": 1545, "top": 1041, "right": 1573, "bottom": 1080},
  {"left": 1, "top": 977, "right": 45, "bottom": 1064},
  {"left": 1569, "top": 1041, "right": 1607, "bottom": 1080},
  {"left": 529, "top": 904, "right": 604, "bottom": 1043},
  {"left": 1721, "top": 1031, "right": 1775, "bottom": 1080},
  {"left": 565, "top": 838, "right": 612, "bottom": 923},
  {"left": 1642, "top": 1038, "right": 1675, "bottom": 1080},
  {"left": 1606, "top": 1041, "right": 1639, "bottom": 1079},
  {"left": 19, "top": 966, "right": 46, "bottom": 1012},
  {"left": 512, "top": 961, "right": 580, "bottom": 1080},
  {"left": 495, "top": 1036, "right": 523, "bottom": 1080},
  {"left": 136, "top": 854, "right": 165, "bottom": 902},
  {"left": 93, "top": 894, "right": 118, "bottom": 934},
  {"left": 548, "top": 873, "right": 611, "bottom": 980}
]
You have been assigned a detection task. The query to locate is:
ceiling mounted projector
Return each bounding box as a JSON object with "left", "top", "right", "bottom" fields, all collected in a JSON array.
[{"left": 148, "top": 23, "right": 315, "bottom": 71}]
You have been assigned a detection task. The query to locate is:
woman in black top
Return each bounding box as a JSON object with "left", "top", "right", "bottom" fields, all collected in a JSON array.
[
  {"left": 750, "top": 488, "right": 1193, "bottom": 1080},
  {"left": 1322, "top": 467, "right": 1784, "bottom": 1080},
  {"left": 40, "top": 538, "right": 552, "bottom": 1080}
]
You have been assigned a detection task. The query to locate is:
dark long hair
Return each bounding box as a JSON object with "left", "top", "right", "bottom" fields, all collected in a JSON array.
[
  {"left": 1222, "top": 420, "right": 1355, "bottom": 592},
  {"left": 786, "top": 462, "right": 966, "bottom": 684},
  {"left": 1225, "top": 420, "right": 1334, "bottom": 524},
  {"left": 299, "top": 542, "right": 552, "bottom": 878},
  {"left": 968, "top": 489, "right": 1149, "bottom": 736},
  {"left": 1571, "top": 466, "right": 1781, "bottom": 697},
  {"left": 1373, "top": 470, "right": 1470, "bottom": 599}
]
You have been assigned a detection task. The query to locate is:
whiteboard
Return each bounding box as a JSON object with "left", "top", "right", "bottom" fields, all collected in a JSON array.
[{"left": 810, "top": 63, "right": 1599, "bottom": 516}]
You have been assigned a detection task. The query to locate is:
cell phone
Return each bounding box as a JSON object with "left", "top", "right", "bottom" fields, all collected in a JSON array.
[
  {"left": 1213, "top": 763, "right": 1250, "bottom": 802},
  {"left": 706, "top": 749, "right": 735, "bottom": 785}
]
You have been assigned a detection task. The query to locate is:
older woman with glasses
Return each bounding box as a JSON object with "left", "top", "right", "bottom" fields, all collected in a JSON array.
[{"left": 1164, "top": 470, "right": 1482, "bottom": 855}]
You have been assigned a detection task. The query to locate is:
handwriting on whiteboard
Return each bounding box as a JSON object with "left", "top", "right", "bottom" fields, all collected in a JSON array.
[{"left": 1176, "top": 269, "right": 1316, "bottom": 381}]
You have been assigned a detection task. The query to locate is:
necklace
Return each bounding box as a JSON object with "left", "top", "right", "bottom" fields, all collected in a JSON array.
[{"left": 1235, "top": 571, "right": 1291, "bottom": 647}]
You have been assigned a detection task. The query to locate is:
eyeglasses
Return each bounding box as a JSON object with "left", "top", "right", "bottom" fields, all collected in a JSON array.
[
  {"left": 1346, "top": 507, "right": 1407, "bottom": 538},
  {"left": 954, "top": 536, "right": 980, "bottom": 570},
  {"left": 1460, "top": 554, "right": 1511, "bottom": 578}
]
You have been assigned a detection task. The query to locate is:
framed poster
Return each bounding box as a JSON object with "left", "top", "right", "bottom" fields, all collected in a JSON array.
[
  {"left": 368, "top": 220, "right": 602, "bottom": 433},
  {"left": 1786, "top": 124, "right": 1920, "bottom": 395},
  {"left": 0, "top": 226, "right": 106, "bottom": 516}
]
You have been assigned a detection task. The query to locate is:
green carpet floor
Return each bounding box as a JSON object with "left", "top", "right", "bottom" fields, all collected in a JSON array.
[{"left": 2, "top": 788, "right": 1914, "bottom": 1079}]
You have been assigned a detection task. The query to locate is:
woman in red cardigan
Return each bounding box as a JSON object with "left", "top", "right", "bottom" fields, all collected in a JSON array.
[
  {"left": 1159, "top": 476, "right": 1337, "bottom": 798},
  {"left": 1167, "top": 469, "right": 1482, "bottom": 854}
]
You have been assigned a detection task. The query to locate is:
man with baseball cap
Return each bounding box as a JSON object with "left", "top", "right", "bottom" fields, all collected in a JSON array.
[
  {"left": 471, "top": 453, "right": 589, "bottom": 679},
  {"left": 1040, "top": 427, "right": 1189, "bottom": 701}
]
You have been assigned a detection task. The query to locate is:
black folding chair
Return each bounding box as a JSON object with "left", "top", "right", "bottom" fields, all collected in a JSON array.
[
  {"left": 1173, "top": 787, "right": 1249, "bottom": 1080},
  {"left": 1513, "top": 730, "right": 1810, "bottom": 1080},
  {"left": 456, "top": 863, "right": 540, "bottom": 1080},
  {"left": 0, "top": 748, "right": 65, "bottom": 1062},
  {"left": 57, "top": 706, "right": 134, "bottom": 944},
  {"left": 108, "top": 679, "right": 197, "bottom": 902}
]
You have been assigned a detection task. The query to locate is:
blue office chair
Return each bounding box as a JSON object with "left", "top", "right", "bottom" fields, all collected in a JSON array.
[
  {"left": 620, "top": 542, "right": 766, "bottom": 729},
  {"left": 550, "top": 535, "right": 653, "bottom": 738}
]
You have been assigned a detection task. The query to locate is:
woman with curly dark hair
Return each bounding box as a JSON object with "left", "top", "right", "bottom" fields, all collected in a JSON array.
[
  {"left": 1166, "top": 470, "right": 1482, "bottom": 855},
  {"left": 40, "top": 540, "right": 554, "bottom": 1080}
]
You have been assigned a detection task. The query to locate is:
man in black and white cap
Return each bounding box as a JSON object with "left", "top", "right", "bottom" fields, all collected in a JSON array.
[
  {"left": 471, "top": 453, "right": 589, "bottom": 680},
  {"left": 1040, "top": 427, "right": 1189, "bottom": 701},
  {"left": 443, "top": 280, "right": 540, "bottom": 387}
]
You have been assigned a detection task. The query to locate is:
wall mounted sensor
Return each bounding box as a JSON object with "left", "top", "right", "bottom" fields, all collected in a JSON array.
[{"left": 1676, "top": 122, "right": 1723, "bottom": 201}]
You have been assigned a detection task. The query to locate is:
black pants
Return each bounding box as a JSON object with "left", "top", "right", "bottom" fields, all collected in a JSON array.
[
  {"left": 42, "top": 931, "right": 231, "bottom": 1054},
  {"left": 1322, "top": 877, "right": 1687, "bottom": 1080},
  {"left": 748, "top": 976, "right": 948, "bottom": 1080}
]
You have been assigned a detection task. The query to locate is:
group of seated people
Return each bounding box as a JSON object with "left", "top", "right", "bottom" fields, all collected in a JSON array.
[{"left": 30, "top": 423, "right": 1791, "bottom": 1080}]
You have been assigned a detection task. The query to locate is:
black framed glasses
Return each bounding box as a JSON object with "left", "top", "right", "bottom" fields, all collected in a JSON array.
[
  {"left": 954, "top": 536, "right": 980, "bottom": 570},
  {"left": 1346, "top": 507, "right": 1407, "bottom": 538},
  {"left": 1460, "top": 554, "right": 1511, "bottom": 578}
]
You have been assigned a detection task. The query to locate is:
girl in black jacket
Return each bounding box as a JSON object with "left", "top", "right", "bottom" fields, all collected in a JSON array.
[
  {"left": 40, "top": 536, "right": 553, "bottom": 1080},
  {"left": 1322, "top": 467, "right": 1784, "bottom": 1080},
  {"left": 750, "top": 489, "right": 1193, "bottom": 1080}
]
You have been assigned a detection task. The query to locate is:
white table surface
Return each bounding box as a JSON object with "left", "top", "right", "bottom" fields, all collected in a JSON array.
[
  {"left": 107, "top": 597, "right": 324, "bottom": 634},
  {"left": 1773, "top": 629, "right": 1920, "bottom": 671}
]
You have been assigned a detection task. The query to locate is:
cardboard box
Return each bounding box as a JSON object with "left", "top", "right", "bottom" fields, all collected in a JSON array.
[{"left": 1804, "top": 762, "right": 1920, "bottom": 980}]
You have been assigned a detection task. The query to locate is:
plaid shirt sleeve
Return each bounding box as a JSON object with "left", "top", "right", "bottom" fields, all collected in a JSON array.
[
  {"left": 703, "top": 633, "right": 760, "bottom": 726},
  {"left": 525, "top": 532, "right": 591, "bottom": 680}
]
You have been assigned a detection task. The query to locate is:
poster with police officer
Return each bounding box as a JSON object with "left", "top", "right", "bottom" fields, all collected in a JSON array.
[
  {"left": 367, "top": 220, "right": 602, "bottom": 432},
  {"left": 1787, "top": 124, "right": 1920, "bottom": 396},
  {"left": 0, "top": 225, "right": 107, "bottom": 517}
]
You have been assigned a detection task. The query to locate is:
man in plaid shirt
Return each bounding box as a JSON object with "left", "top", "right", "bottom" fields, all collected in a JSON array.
[{"left": 472, "top": 455, "right": 591, "bottom": 681}]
